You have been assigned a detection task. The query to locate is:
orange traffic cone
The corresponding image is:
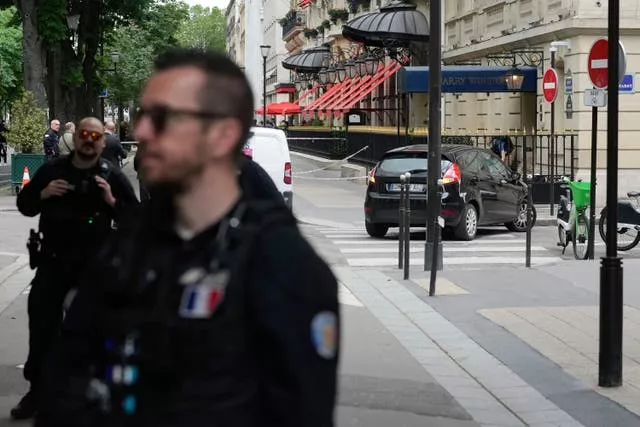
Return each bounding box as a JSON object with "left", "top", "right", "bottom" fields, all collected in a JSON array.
[{"left": 21, "top": 166, "right": 30, "bottom": 188}]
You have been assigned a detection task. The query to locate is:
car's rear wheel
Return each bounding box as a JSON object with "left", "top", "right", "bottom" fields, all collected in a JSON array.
[
  {"left": 454, "top": 204, "right": 478, "bottom": 241},
  {"left": 506, "top": 201, "right": 536, "bottom": 232},
  {"left": 365, "top": 222, "right": 388, "bottom": 238}
]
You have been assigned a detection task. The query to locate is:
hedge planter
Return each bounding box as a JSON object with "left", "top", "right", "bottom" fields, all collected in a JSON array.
[{"left": 11, "top": 153, "right": 46, "bottom": 194}]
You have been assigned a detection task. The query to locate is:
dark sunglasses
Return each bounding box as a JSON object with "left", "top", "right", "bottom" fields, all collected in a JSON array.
[
  {"left": 136, "top": 105, "right": 227, "bottom": 134},
  {"left": 78, "top": 129, "right": 103, "bottom": 141}
]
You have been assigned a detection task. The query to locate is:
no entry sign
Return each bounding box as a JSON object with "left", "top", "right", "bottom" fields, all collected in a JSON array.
[
  {"left": 543, "top": 68, "right": 559, "bottom": 103},
  {"left": 588, "top": 38, "right": 627, "bottom": 89}
]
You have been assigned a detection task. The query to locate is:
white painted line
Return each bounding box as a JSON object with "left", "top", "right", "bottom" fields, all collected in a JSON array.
[
  {"left": 324, "top": 234, "right": 366, "bottom": 239},
  {"left": 591, "top": 59, "right": 608, "bottom": 69},
  {"left": 332, "top": 239, "right": 527, "bottom": 245},
  {"left": 347, "top": 256, "right": 562, "bottom": 267},
  {"left": 339, "top": 283, "right": 364, "bottom": 307},
  {"left": 340, "top": 246, "right": 548, "bottom": 254},
  {"left": 16, "top": 364, "right": 24, "bottom": 369}
]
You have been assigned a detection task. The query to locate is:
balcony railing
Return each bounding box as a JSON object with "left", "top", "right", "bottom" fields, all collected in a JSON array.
[{"left": 281, "top": 12, "right": 305, "bottom": 40}]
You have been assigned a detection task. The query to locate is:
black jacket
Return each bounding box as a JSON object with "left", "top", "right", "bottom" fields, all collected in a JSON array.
[
  {"left": 17, "top": 155, "right": 139, "bottom": 261},
  {"left": 102, "top": 133, "right": 128, "bottom": 167},
  {"left": 43, "top": 128, "right": 60, "bottom": 158},
  {"left": 36, "top": 189, "right": 339, "bottom": 427}
]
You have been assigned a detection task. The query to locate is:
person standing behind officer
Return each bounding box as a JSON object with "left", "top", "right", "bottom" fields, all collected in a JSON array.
[
  {"left": 12, "top": 117, "right": 138, "bottom": 420},
  {"left": 59, "top": 122, "right": 75, "bottom": 156},
  {"left": 37, "top": 49, "right": 339, "bottom": 427},
  {"left": 43, "top": 120, "right": 61, "bottom": 159},
  {"left": 102, "top": 121, "right": 128, "bottom": 168}
]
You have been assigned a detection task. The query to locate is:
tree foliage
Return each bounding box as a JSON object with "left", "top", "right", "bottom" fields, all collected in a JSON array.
[
  {"left": 177, "top": 5, "right": 226, "bottom": 52},
  {"left": 7, "top": 91, "right": 47, "bottom": 153},
  {"left": 0, "top": 6, "right": 23, "bottom": 106},
  {"left": 103, "top": 25, "right": 155, "bottom": 107}
]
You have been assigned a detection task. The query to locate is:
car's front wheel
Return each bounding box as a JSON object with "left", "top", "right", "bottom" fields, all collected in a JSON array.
[
  {"left": 365, "top": 222, "right": 389, "bottom": 238},
  {"left": 454, "top": 204, "right": 478, "bottom": 241}
]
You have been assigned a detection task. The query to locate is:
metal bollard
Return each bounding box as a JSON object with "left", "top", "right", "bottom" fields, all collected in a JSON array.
[
  {"left": 398, "top": 174, "right": 406, "bottom": 269},
  {"left": 404, "top": 172, "right": 412, "bottom": 280}
]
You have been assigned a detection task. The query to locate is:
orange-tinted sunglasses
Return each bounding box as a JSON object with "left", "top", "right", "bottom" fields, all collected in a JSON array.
[{"left": 78, "top": 129, "right": 103, "bottom": 141}]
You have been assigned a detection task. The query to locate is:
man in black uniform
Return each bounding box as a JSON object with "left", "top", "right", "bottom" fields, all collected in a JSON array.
[
  {"left": 102, "top": 121, "right": 128, "bottom": 168},
  {"left": 43, "top": 119, "right": 61, "bottom": 159},
  {"left": 13, "top": 117, "right": 138, "bottom": 420},
  {"left": 37, "top": 49, "right": 339, "bottom": 427}
]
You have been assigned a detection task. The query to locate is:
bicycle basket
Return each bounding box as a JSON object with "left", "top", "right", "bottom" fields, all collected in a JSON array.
[{"left": 569, "top": 181, "right": 591, "bottom": 208}]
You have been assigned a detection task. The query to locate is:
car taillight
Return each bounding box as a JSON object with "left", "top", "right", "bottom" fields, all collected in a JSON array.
[
  {"left": 242, "top": 147, "right": 253, "bottom": 159},
  {"left": 284, "top": 162, "right": 292, "bottom": 184},
  {"left": 442, "top": 163, "right": 461, "bottom": 184},
  {"left": 368, "top": 165, "right": 378, "bottom": 184}
]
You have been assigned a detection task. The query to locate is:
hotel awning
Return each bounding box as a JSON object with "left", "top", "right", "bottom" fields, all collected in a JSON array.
[{"left": 304, "top": 62, "right": 401, "bottom": 118}]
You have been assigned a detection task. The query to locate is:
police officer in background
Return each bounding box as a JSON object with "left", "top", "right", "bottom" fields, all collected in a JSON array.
[
  {"left": 37, "top": 49, "right": 339, "bottom": 427},
  {"left": 43, "top": 119, "right": 61, "bottom": 159},
  {"left": 12, "top": 117, "right": 138, "bottom": 420}
]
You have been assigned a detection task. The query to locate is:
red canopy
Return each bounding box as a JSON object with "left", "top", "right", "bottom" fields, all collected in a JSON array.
[{"left": 256, "top": 102, "right": 301, "bottom": 115}]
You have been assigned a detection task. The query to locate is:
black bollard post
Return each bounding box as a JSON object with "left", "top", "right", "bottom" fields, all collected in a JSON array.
[
  {"left": 404, "top": 172, "right": 412, "bottom": 280},
  {"left": 398, "top": 174, "right": 406, "bottom": 269}
]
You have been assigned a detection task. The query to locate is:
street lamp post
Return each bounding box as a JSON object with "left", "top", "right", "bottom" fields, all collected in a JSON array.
[
  {"left": 600, "top": 0, "right": 623, "bottom": 388},
  {"left": 425, "top": 0, "right": 443, "bottom": 291},
  {"left": 260, "top": 45, "right": 271, "bottom": 126}
]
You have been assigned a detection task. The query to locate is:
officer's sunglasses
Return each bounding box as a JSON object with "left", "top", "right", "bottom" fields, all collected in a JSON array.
[
  {"left": 136, "top": 105, "right": 228, "bottom": 134},
  {"left": 78, "top": 129, "right": 103, "bottom": 142}
]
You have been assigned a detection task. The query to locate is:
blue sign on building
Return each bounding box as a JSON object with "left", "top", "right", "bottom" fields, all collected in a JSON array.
[
  {"left": 99, "top": 88, "right": 108, "bottom": 98},
  {"left": 397, "top": 66, "right": 538, "bottom": 94},
  {"left": 619, "top": 74, "right": 634, "bottom": 93}
]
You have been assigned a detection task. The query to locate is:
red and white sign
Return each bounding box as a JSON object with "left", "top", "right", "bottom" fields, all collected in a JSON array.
[
  {"left": 587, "top": 38, "right": 627, "bottom": 89},
  {"left": 542, "top": 68, "right": 559, "bottom": 103},
  {"left": 588, "top": 38, "right": 609, "bottom": 89}
]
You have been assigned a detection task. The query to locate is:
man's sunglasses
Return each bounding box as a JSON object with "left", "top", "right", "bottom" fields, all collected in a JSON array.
[
  {"left": 136, "top": 105, "right": 227, "bottom": 134},
  {"left": 78, "top": 129, "right": 103, "bottom": 141}
]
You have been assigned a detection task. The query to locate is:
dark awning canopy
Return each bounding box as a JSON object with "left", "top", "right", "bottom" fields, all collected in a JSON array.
[
  {"left": 342, "top": 0, "right": 429, "bottom": 47},
  {"left": 282, "top": 46, "right": 331, "bottom": 73}
]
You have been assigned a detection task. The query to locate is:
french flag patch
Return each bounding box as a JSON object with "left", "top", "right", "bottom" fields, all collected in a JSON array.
[{"left": 179, "top": 282, "right": 226, "bottom": 319}]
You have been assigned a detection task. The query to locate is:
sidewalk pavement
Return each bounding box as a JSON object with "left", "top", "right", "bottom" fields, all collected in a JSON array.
[{"left": 336, "top": 259, "right": 640, "bottom": 427}]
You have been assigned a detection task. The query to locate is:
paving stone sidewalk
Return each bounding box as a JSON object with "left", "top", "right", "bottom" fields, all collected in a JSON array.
[{"left": 365, "top": 259, "right": 640, "bottom": 427}]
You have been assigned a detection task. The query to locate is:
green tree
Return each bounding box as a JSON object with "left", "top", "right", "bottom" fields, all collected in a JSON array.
[
  {"left": 177, "top": 5, "right": 226, "bottom": 51},
  {"left": 7, "top": 91, "right": 47, "bottom": 153},
  {"left": 103, "top": 25, "right": 155, "bottom": 120},
  {"left": 139, "top": 0, "right": 190, "bottom": 54},
  {"left": 0, "top": 6, "right": 23, "bottom": 109}
]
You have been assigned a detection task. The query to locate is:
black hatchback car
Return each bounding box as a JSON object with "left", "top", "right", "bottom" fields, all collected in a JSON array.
[{"left": 364, "top": 144, "right": 536, "bottom": 240}]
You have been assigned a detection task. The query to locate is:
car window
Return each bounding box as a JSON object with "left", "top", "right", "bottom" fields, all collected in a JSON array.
[
  {"left": 458, "top": 151, "right": 481, "bottom": 175},
  {"left": 482, "top": 153, "right": 511, "bottom": 180},
  {"left": 378, "top": 153, "right": 451, "bottom": 175}
]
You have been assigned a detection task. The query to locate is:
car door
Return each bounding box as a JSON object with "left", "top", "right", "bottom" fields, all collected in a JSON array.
[
  {"left": 484, "top": 154, "right": 521, "bottom": 221},
  {"left": 459, "top": 150, "right": 500, "bottom": 223}
]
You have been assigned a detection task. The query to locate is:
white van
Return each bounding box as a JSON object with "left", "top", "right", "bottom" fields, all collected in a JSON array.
[{"left": 242, "top": 127, "right": 293, "bottom": 208}]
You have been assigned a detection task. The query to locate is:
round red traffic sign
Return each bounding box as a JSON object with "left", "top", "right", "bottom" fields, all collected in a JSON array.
[
  {"left": 588, "top": 38, "right": 609, "bottom": 89},
  {"left": 588, "top": 38, "right": 627, "bottom": 89},
  {"left": 542, "top": 68, "right": 559, "bottom": 103}
]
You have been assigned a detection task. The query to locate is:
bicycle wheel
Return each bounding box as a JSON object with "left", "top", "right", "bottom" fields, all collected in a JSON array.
[
  {"left": 599, "top": 207, "right": 640, "bottom": 251},
  {"left": 573, "top": 213, "right": 590, "bottom": 260}
]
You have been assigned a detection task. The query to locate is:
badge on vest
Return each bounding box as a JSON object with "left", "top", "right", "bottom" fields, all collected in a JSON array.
[
  {"left": 310, "top": 311, "right": 337, "bottom": 359},
  {"left": 178, "top": 270, "right": 229, "bottom": 319}
]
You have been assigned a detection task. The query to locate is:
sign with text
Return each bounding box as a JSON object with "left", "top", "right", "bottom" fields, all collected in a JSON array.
[
  {"left": 584, "top": 89, "right": 607, "bottom": 107},
  {"left": 619, "top": 74, "right": 635, "bottom": 93}
]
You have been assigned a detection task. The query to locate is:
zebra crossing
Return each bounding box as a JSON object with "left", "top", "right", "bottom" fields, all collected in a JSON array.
[{"left": 301, "top": 224, "right": 564, "bottom": 269}]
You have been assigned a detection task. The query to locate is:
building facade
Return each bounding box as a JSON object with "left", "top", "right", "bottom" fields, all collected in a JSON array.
[
  {"left": 443, "top": 0, "right": 640, "bottom": 201},
  {"left": 226, "top": 0, "right": 245, "bottom": 67},
  {"left": 262, "top": 0, "right": 295, "bottom": 113}
]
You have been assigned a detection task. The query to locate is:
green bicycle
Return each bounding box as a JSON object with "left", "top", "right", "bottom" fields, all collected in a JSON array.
[{"left": 556, "top": 176, "right": 591, "bottom": 260}]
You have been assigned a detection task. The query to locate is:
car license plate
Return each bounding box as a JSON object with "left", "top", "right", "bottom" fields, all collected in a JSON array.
[{"left": 386, "top": 183, "right": 425, "bottom": 192}]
